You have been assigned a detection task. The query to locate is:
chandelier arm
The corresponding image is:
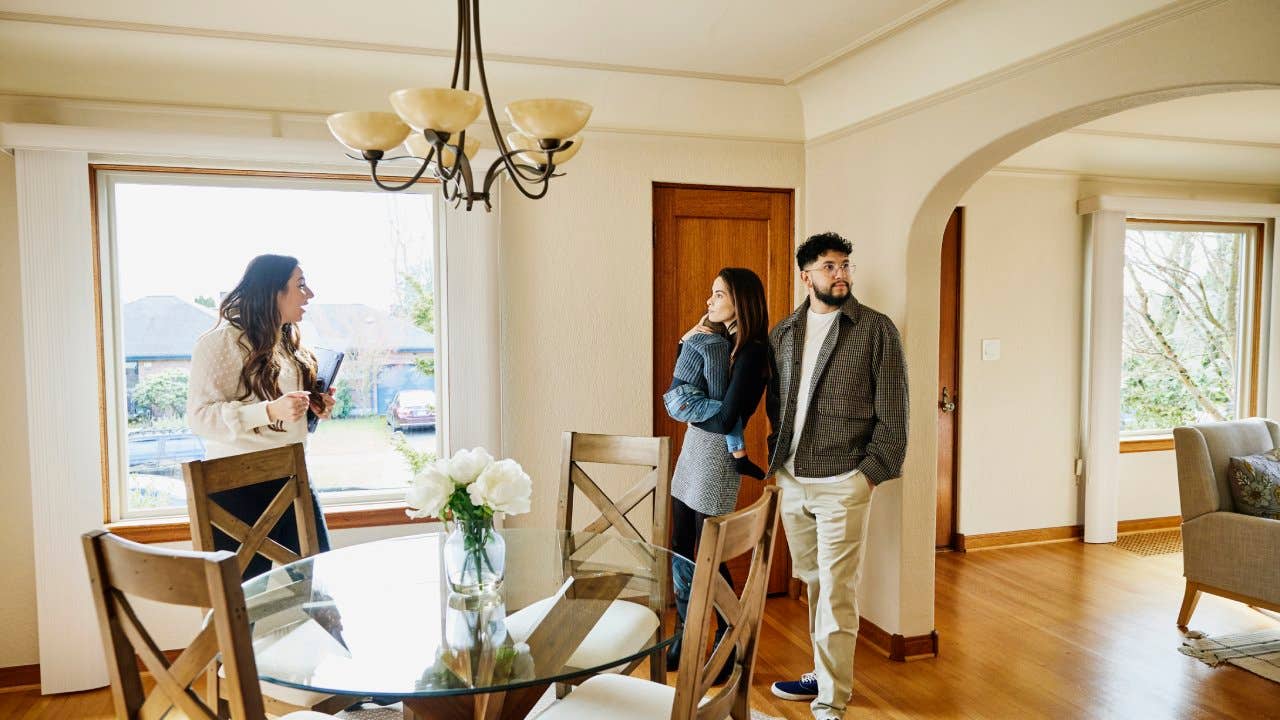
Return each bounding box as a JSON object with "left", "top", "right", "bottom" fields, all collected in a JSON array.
[
  {"left": 471, "top": 0, "right": 524, "bottom": 176},
  {"left": 450, "top": 0, "right": 464, "bottom": 89},
  {"left": 481, "top": 152, "right": 552, "bottom": 201},
  {"left": 369, "top": 153, "right": 436, "bottom": 192},
  {"left": 461, "top": 0, "right": 472, "bottom": 91},
  {"left": 432, "top": 142, "right": 469, "bottom": 184}
]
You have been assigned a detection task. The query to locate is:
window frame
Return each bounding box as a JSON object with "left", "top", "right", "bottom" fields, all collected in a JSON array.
[
  {"left": 92, "top": 164, "right": 444, "bottom": 529},
  {"left": 1118, "top": 217, "right": 1266, "bottom": 453}
]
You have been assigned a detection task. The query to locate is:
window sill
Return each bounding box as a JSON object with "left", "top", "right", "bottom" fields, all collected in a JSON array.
[
  {"left": 105, "top": 502, "right": 437, "bottom": 544},
  {"left": 1119, "top": 436, "right": 1174, "bottom": 453}
]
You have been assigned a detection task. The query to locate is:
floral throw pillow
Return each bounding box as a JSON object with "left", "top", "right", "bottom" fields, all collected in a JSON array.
[{"left": 1227, "top": 449, "right": 1280, "bottom": 519}]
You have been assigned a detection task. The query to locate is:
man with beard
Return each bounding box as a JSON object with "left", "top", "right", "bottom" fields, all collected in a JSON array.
[{"left": 765, "top": 232, "right": 908, "bottom": 720}]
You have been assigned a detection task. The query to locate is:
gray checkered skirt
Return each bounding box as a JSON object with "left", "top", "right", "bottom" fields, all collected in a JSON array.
[{"left": 670, "top": 424, "right": 741, "bottom": 516}]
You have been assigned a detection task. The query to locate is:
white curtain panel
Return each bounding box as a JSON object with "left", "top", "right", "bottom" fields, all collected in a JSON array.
[
  {"left": 16, "top": 149, "right": 109, "bottom": 693},
  {"left": 1080, "top": 210, "right": 1125, "bottom": 544}
]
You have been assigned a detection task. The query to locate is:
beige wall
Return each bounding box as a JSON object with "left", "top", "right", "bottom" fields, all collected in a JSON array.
[
  {"left": 0, "top": 152, "right": 37, "bottom": 668},
  {"left": 954, "top": 173, "right": 1083, "bottom": 534},
  {"left": 955, "top": 172, "right": 1280, "bottom": 536},
  {"left": 499, "top": 131, "right": 804, "bottom": 528}
]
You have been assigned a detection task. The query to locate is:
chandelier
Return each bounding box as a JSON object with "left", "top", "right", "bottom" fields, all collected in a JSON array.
[{"left": 326, "top": 0, "right": 591, "bottom": 211}]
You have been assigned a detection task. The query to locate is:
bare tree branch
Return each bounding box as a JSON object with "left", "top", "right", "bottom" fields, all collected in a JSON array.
[{"left": 1124, "top": 264, "right": 1225, "bottom": 421}]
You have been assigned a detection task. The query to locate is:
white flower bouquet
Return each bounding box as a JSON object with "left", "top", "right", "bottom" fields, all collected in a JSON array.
[{"left": 406, "top": 447, "right": 532, "bottom": 593}]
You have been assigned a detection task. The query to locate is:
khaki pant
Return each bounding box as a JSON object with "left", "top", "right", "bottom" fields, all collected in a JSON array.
[{"left": 776, "top": 467, "right": 875, "bottom": 720}]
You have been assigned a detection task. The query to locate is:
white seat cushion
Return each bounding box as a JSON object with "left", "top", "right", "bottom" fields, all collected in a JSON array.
[
  {"left": 280, "top": 712, "right": 340, "bottom": 719},
  {"left": 259, "top": 680, "right": 335, "bottom": 709},
  {"left": 506, "top": 597, "right": 660, "bottom": 671},
  {"left": 217, "top": 666, "right": 336, "bottom": 708},
  {"left": 532, "top": 673, "right": 675, "bottom": 720},
  {"left": 220, "top": 616, "right": 344, "bottom": 708}
]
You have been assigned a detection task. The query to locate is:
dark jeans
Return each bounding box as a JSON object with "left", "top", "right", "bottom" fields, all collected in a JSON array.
[
  {"left": 670, "top": 497, "right": 733, "bottom": 627},
  {"left": 209, "top": 477, "right": 331, "bottom": 581}
]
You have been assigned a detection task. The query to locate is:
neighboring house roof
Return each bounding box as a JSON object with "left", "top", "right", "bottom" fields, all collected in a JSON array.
[
  {"left": 123, "top": 295, "right": 219, "bottom": 360},
  {"left": 300, "top": 303, "right": 435, "bottom": 354},
  {"left": 122, "top": 296, "right": 433, "bottom": 360}
]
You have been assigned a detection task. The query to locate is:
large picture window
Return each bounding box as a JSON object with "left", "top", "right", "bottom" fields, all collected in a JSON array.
[
  {"left": 97, "top": 169, "right": 441, "bottom": 520},
  {"left": 1120, "top": 220, "right": 1263, "bottom": 438}
]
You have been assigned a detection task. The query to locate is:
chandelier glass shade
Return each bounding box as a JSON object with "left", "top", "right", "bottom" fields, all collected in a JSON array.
[{"left": 326, "top": 0, "right": 591, "bottom": 211}]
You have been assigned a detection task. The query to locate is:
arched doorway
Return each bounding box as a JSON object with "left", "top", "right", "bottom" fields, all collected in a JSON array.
[{"left": 803, "top": 0, "right": 1280, "bottom": 641}]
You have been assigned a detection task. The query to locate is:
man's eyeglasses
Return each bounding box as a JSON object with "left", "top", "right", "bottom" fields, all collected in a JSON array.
[{"left": 803, "top": 261, "right": 855, "bottom": 278}]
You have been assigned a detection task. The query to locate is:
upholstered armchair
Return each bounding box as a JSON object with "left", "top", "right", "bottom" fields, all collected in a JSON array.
[{"left": 1172, "top": 418, "right": 1280, "bottom": 627}]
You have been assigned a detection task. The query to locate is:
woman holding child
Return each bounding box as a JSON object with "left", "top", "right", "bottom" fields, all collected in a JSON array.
[{"left": 664, "top": 267, "right": 769, "bottom": 669}]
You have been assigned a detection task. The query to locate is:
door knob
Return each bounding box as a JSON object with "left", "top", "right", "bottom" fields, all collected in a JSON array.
[{"left": 939, "top": 386, "right": 957, "bottom": 413}]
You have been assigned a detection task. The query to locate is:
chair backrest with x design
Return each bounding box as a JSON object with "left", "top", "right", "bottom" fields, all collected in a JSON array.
[
  {"left": 673, "top": 485, "right": 781, "bottom": 720},
  {"left": 184, "top": 443, "right": 321, "bottom": 577},
  {"left": 557, "top": 431, "right": 672, "bottom": 545},
  {"left": 82, "top": 529, "right": 265, "bottom": 720}
]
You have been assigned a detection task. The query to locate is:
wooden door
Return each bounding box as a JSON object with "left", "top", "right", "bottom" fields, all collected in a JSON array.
[
  {"left": 937, "top": 207, "right": 963, "bottom": 549},
  {"left": 652, "top": 183, "right": 793, "bottom": 594}
]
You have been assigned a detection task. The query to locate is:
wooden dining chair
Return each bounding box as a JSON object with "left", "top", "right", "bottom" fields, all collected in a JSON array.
[
  {"left": 507, "top": 431, "right": 671, "bottom": 689},
  {"left": 184, "top": 443, "right": 321, "bottom": 579},
  {"left": 184, "top": 443, "right": 353, "bottom": 715},
  {"left": 560, "top": 432, "right": 672, "bottom": 680},
  {"left": 81, "top": 529, "right": 338, "bottom": 720},
  {"left": 533, "top": 485, "right": 782, "bottom": 720}
]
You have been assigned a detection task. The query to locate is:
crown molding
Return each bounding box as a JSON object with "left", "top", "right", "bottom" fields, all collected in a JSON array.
[
  {"left": 1064, "top": 127, "right": 1280, "bottom": 151},
  {"left": 989, "top": 165, "right": 1280, "bottom": 191},
  {"left": 784, "top": 0, "right": 958, "bottom": 84},
  {"left": 1077, "top": 194, "right": 1280, "bottom": 218},
  {"left": 0, "top": 11, "right": 784, "bottom": 87},
  {"left": 0, "top": 92, "right": 806, "bottom": 145},
  {"left": 805, "top": 0, "right": 1228, "bottom": 147}
]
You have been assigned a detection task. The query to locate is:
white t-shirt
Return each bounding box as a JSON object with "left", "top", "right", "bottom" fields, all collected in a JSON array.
[{"left": 784, "top": 308, "right": 861, "bottom": 485}]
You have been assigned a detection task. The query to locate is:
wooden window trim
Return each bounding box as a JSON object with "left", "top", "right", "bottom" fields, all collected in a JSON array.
[
  {"left": 92, "top": 164, "right": 438, "bottom": 525},
  {"left": 106, "top": 503, "right": 439, "bottom": 544},
  {"left": 1119, "top": 437, "right": 1174, "bottom": 453},
  {"left": 1121, "top": 219, "right": 1266, "bottom": 445}
]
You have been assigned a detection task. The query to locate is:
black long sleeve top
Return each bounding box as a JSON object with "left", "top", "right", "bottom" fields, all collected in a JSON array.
[{"left": 668, "top": 339, "right": 769, "bottom": 435}]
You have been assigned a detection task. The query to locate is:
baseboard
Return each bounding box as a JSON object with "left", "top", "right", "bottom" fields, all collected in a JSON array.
[
  {"left": 0, "top": 648, "right": 185, "bottom": 692},
  {"left": 0, "top": 663, "right": 40, "bottom": 692},
  {"left": 956, "top": 515, "right": 1182, "bottom": 552},
  {"left": 1117, "top": 515, "right": 1182, "bottom": 533},
  {"left": 858, "top": 618, "right": 939, "bottom": 662}
]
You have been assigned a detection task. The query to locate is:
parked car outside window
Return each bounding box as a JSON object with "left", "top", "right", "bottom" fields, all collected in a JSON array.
[
  {"left": 128, "top": 428, "right": 206, "bottom": 470},
  {"left": 386, "top": 389, "right": 437, "bottom": 431}
]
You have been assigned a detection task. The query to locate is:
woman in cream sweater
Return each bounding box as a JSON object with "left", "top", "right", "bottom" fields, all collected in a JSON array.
[{"left": 187, "top": 254, "right": 335, "bottom": 579}]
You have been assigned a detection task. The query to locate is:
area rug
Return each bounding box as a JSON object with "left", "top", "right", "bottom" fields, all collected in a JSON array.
[
  {"left": 338, "top": 701, "right": 783, "bottom": 719},
  {"left": 1180, "top": 628, "right": 1280, "bottom": 682}
]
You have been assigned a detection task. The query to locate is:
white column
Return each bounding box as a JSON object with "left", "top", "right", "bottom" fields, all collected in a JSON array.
[
  {"left": 1080, "top": 210, "right": 1125, "bottom": 543},
  {"left": 15, "top": 149, "right": 108, "bottom": 692}
]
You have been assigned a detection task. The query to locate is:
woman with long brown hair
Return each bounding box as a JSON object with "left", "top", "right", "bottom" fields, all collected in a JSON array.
[
  {"left": 664, "top": 267, "right": 769, "bottom": 671},
  {"left": 187, "top": 254, "right": 336, "bottom": 579}
]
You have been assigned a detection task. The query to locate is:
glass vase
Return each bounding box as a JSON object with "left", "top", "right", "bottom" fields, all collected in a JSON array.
[{"left": 443, "top": 516, "right": 505, "bottom": 595}]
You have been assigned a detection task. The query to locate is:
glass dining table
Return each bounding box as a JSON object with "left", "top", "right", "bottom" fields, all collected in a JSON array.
[{"left": 241, "top": 528, "right": 685, "bottom": 719}]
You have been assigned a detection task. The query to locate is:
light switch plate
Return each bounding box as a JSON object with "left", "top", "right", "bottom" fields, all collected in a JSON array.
[{"left": 982, "top": 338, "right": 1001, "bottom": 361}]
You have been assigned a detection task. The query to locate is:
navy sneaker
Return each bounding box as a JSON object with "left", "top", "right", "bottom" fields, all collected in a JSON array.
[{"left": 771, "top": 671, "right": 818, "bottom": 700}]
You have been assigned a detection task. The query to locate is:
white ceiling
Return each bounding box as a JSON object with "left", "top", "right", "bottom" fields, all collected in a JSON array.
[{"left": 0, "top": 0, "right": 942, "bottom": 82}]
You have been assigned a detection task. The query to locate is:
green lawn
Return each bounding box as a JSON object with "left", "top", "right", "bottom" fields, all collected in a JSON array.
[{"left": 311, "top": 415, "right": 393, "bottom": 454}]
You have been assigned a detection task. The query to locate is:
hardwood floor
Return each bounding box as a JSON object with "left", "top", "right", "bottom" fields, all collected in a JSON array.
[{"left": 4, "top": 539, "right": 1277, "bottom": 719}]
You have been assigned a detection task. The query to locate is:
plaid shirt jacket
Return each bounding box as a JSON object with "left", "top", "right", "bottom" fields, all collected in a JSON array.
[{"left": 765, "top": 296, "right": 909, "bottom": 485}]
